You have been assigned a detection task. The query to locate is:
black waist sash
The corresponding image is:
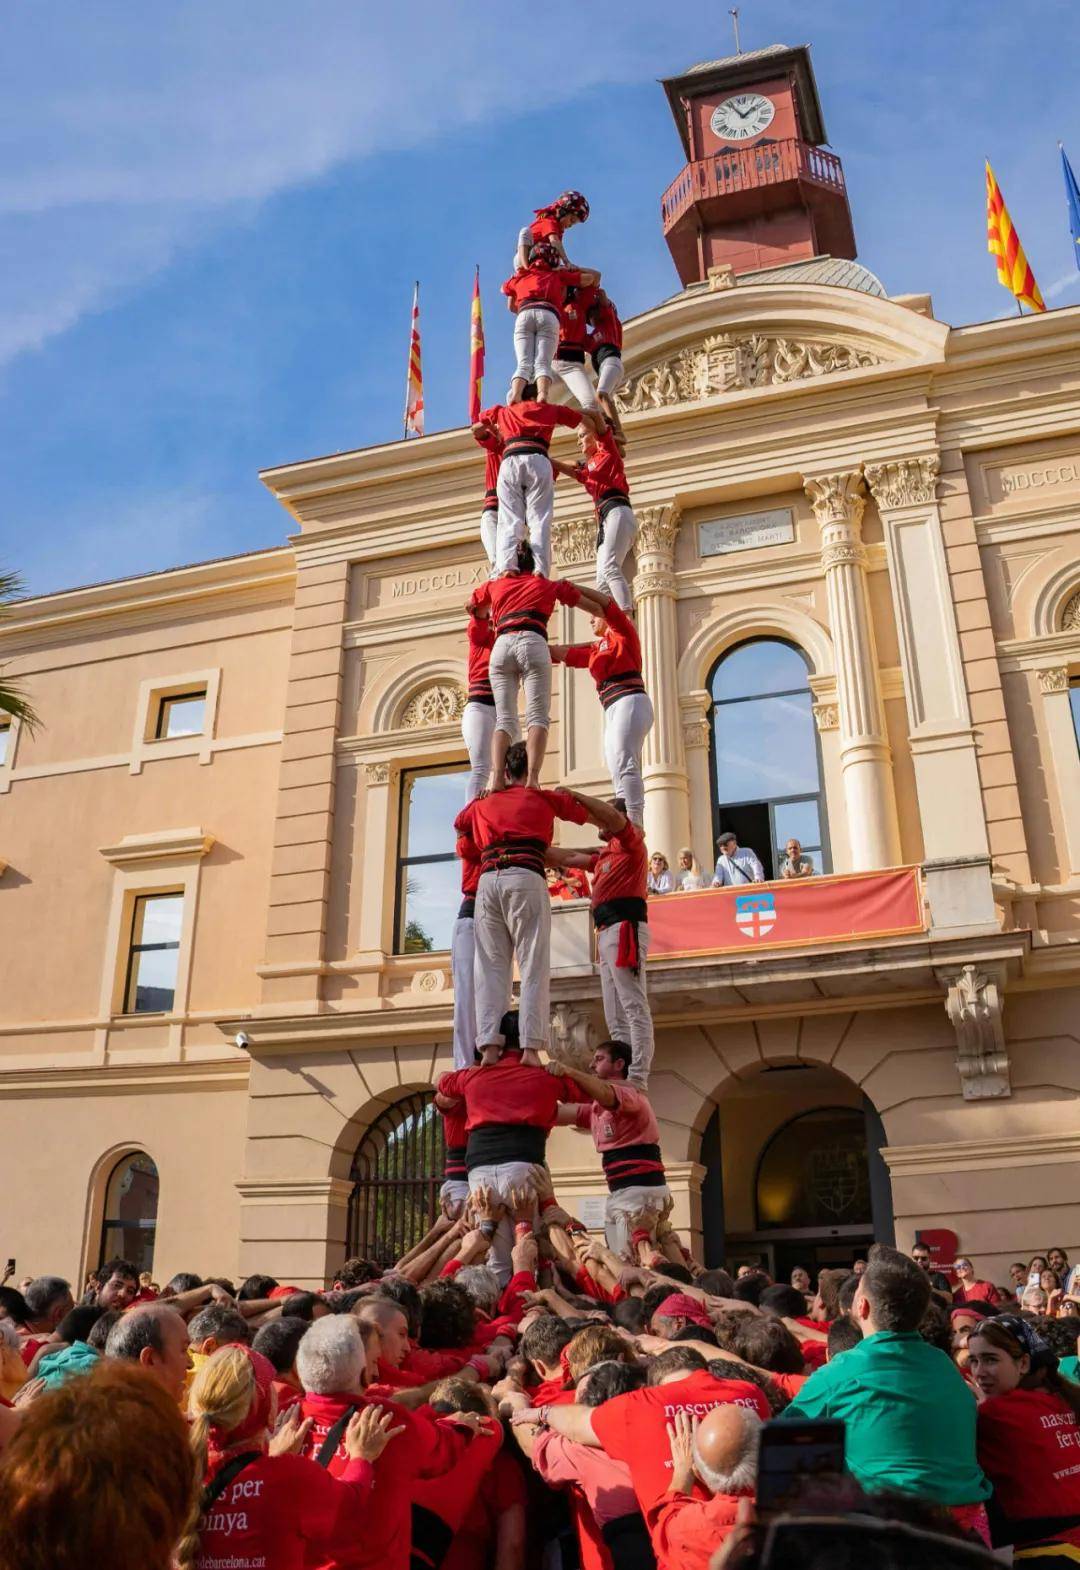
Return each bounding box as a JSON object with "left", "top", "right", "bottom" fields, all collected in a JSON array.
[
  {"left": 591, "top": 341, "right": 622, "bottom": 370},
  {"left": 466, "top": 1122, "right": 548, "bottom": 1168},
  {"left": 602, "top": 1142, "right": 667, "bottom": 1192},
  {"left": 503, "top": 437, "right": 550, "bottom": 459},
  {"left": 443, "top": 1145, "right": 468, "bottom": 1182},
  {"left": 598, "top": 669, "right": 646, "bottom": 709},
  {"left": 480, "top": 835, "right": 547, "bottom": 878},
  {"left": 556, "top": 344, "right": 586, "bottom": 364},
  {"left": 601, "top": 1512, "right": 657, "bottom": 1570},
  {"left": 457, "top": 896, "right": 475, "bottom": 920},
  {"left": 467, "top": 679, "right": 495, "bottom": 705},
  {"left": 593, "top": 894, "right": 648, "bottom": 930},
  {"left": 596, "top": 488, "right": 631, "bottom": 545},
  {"left": 410, "top": 1504, "right": 456, "bottom": 1570},
  {"left": 495, "top": 609, "right": 549, "bottom": 638}
]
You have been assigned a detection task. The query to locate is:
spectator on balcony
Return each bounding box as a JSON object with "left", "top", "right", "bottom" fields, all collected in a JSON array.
[
  {"left": 675, "top": 848, "right": 705, "bottom": 890},
  {"left": 647, "top": 853, "right": 674, "bottom": 896},
  {"left": 953, "top": 1258, "right": 1002, "bottom": 1309},
  {"left": 780, "top": 838, "right": 815, "bottom": 879},
  {"left": 711, "top": 832, "right": 765, "bottom": 888}
]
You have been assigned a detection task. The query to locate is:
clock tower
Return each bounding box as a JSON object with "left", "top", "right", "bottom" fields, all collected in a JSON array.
[{"left": 659, "top": 44, "right": 857, "bottom": 285}]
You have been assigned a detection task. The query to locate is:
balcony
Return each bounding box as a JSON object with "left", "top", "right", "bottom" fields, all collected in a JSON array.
[{"left": 661, "top": 137, "right": 847, "bottom": 233}]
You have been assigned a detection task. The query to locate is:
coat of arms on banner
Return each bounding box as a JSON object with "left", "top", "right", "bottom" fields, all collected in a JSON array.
[{"left": 734, "top": 891, "right": 777, "bottom": 940}]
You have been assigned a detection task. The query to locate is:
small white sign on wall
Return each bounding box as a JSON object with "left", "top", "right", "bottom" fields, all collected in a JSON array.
[
  {"left": 699, "top": 508, "right": 795, "bottom": 557},
  {"left": 576, "top": 1195, "right": 608, "bottom": 1231}
]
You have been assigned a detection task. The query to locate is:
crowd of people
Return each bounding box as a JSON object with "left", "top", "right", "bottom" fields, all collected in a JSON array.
[{"left": 3, "top": 195, "right": 1080, "bottom": 1570}]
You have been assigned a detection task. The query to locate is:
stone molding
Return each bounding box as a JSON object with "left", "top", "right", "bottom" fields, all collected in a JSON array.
[
  {"left": 635, "top": 504, "right": 682, "bottom": 560},
  {"left": 864, "top": 455, "right": 941, "bottom": 510},
  {"left": 883, "top": 1131, "right": 1080, "bottom": 1177},
  {"left": 236, "top": 1176, "right": 354, "bottom": 1209},
  {"left": 1062, "top": 590, "right": 1080, "bottom": 631},
  {"left": 616, "top": 333, "right": 884, "bottom": 413},
  {"left": 803, "top": 470, "right": 866, "bottom": 530},
  {"left": 552, "top": 516, "right": 596, "bottom": 567},
  {"left": 99, "top": 827, "right": 216, "bottom": 865},
  {"left": 812, "top": 702, "right": 840, "bottom": 732},
  {"left": 1037, "top": 666, "right": 1070, "bottom": 694},
  {"left": 943, "top": 964, "right": 1010, "bottom": 1100},
  {"left": 549, "top": 1002, "right": 599, "bottom": 1067},
  {"left": 363, "top": 761, "right": 394, "bottom": 786},
  {"left": 399, "top": 683, "right": 467, "bottom": 728}
]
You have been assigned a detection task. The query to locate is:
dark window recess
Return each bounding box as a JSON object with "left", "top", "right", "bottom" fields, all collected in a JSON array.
[{"left": 347, "top": 1093, "right": 445, "bottom": 1267}]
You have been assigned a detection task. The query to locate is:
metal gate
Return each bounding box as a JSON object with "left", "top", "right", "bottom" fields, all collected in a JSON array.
[{"left": 347, "top": 1092, "right": 445, "bottom": 1266}]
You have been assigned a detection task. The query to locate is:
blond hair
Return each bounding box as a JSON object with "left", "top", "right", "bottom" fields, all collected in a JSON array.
[{"left": 176, "top": 1346, "right": 258, "bottom": 1570}]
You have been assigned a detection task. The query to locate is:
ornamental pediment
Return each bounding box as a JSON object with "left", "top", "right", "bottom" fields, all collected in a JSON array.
[{"left": 616, "top": 330, "right": 887, "bottom": 412}]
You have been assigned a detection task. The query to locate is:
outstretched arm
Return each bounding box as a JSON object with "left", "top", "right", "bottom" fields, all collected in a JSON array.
[
  {"left": 563, "top": 789, "right": 627, "bottom": 836},
  {"left": 550, "top": 457, "right": 585, "bottom": 483},
  {"left": 548, "top": 1058, "right": 617, "bottom": 1110},
  {"left": 570, "top": 584, "right": 613, "bottom": 617}
]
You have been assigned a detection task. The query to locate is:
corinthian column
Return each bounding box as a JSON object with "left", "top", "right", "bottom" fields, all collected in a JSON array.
[
  {"left": 804, "top": 470, "right": 901, "bottom": 870},
  {"left": 633, "top": 504, "right": 691, "bottom": 858}
]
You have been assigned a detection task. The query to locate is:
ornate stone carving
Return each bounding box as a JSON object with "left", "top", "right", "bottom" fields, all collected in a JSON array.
[
  {"left": 635, "top": 505, "right": 681, "bottom": 560},
  {"left": 682, "top": 717, "right": 711, "bottom": 751},
  {"left": 820, "top": 542, "right": 865, "bottom": 570},
  {"left": 616, "top": 335, "right": 883, "bottom": 413},
  {"left": 1037, "top": 666, "right": 1069, "bottom": 695},
  {"left": 803, "top": 471, "right": 866, "bottom": 529},
  {"left": 363, "top": 762, "right": 391, "bottom": 785},
  {"left": 400, "top": 683, "right": 467, "bottom": 728},
  {"left": 410, "top": 968, "right": 447, "bottom": 995},
  {"left": 813, "top": 702, "right": 840, "bottom": 732},
  {"left": 944, "top": 965, "right": 1011, "bottom": 1100},
  {"left": 707, "top": 264, "right": 735, "bottom": 291},
  {"left": 551, "top": 516, "right": 596, "bottom": 567},
  {"left": 633, "top": 568, "right": 677, "bottom": 601},
  {"left": 549, "top": 1003, "right": 597, "bottom": 1069},
  {"left": 865, "top": 455, "right": 941, "bottom": 510},
  {"left": 1061, "top": 590, "right": 1080, "bottom": 631}
]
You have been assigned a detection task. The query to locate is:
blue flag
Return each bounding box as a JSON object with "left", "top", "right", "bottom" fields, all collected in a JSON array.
[{"left": 1062, "top": 144, "right": 1080, "bottom": 271}]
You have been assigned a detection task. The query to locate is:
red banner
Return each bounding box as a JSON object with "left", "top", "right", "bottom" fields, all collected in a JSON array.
[{"left": 647, "top": 867, "right": 924, "bottom": 961}]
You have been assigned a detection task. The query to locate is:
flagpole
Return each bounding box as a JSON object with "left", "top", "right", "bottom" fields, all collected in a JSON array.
[{"left": 404, "top": 281, "right": 416, "bottom": 440}]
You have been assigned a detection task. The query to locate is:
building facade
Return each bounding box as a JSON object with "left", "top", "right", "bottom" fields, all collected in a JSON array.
[{"left": 4, "top": 48, "right": 1080, "bottom": 1291}]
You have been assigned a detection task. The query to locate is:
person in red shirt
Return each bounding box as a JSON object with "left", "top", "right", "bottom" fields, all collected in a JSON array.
[
  {"left": 587, "top": 289, "right": 626, "bottom": 432},
  {"left": 411, "top": 1377, "right": 512, "bottom": 1570},
  {"left": 180, "top": 1341, "right": 399, "bottom": 1570},
  {"left": 553, "top": 281, "right": 601, "bottom": 412},
  {"left": 502, "top": 241, "right": 600, "bottom": 404},
  {"left": 450, "top": 834, "right": 482, "bottom": 1089},
  {"left": 469, "top": 545, "right": 609, "bottom": 786},
  {"left": 514, "top": 189, "right": 590, "bottom": 271},
  {"left": 462, "top": 602, "right": 517, "bottom": 802},
  {"left": 969, "top": 1315, "right": 1080, "bottom": 1559},
  {"left": 552, "top": 593, "right": 652, "bottom": 819},
  {"left": 652, "top": 1404, "right": 762, "bottom": 1570},
  {"left": 953, "top": 1257, "right": 1002, "bottom": 1308},
  {"left": 552, "top": 1040, "right": 671, "bottom": 1258},
  {"left": 474, "top": 425, "right": 502, "bottom": 567},
  {"left": 454, "top": 747, "right": 615, "bottom": 1056},
  {"left": 552, "top": 426, "right": 636, "bottom": 613}
]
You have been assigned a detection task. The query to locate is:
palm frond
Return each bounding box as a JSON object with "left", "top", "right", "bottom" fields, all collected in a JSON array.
[{"left": 0, "top": 568, "right": 40, "bottom": 732}]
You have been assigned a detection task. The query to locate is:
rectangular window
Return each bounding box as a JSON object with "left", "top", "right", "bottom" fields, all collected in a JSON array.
[
  {"left": 154, "top": 689, "right": 207, "bottom": 740},
  {"left": 124, "top": 893, "right": 183, "bottom": 1013},
  {"left": 1071, "top": 681, "right": 1080, "bottom": 761},
  {"left": 0, "top": 722, "right": 9, "bottom": 768},
  {"left": 394, "top": 765, "right": 469, "bottom": 955}
]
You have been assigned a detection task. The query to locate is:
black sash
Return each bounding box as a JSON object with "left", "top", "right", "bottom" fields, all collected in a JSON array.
[
  {"left": 503, "top": 437, "right": 550, "bottom": 458},
  {"left": 593, "top": 895, "right": 648, "bottom": 930},
  {"left": 480, "top": 835, "right": 547, "bottom": 878},
  {"left": 201, "top": 1451, "right": 262, "bottom": 1514},
  {"left": 598, "top": 669, "right": 646, "bottom": 709},
  {"left": 466, "top": 1122, "right": 547, "bottom": 1168},
  {"left": 410, "top": 1504, "right": 456, "bottom": 1569},
  {"left": 315, "top": 1403, "right": 358, "bottom": 1468}
]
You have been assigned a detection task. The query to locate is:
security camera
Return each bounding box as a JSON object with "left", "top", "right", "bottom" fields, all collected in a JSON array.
[{"left": 235, "top": 1032, "right": 252, "bottom": 1052}]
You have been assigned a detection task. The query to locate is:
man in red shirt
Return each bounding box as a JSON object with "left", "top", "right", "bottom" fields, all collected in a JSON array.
[
  {"left": 552, "top": 595, "right": 652, "bottom": 821},
  {"left": 501, "top": 242, "right": 600, "bottom": 404},
  {"left": 652, "top": 1404, "right": 762, "bottom": 1570},
  {"left": 454, "top": 743, "right": 614, "bottom": 1055},
  {"left": 587, "top": 289, "right": 626, "bottom": 432},
  {"left": 557, "top": 795, "right": 654, "bottom": 1085},
  {"left": 472, "top": 395, "right": 602, "bottom": 578},
  {"left": 474, "top": 425, "right": 502, "bottom": 567},
  {"left": 553, "top": 426, "right": 636, "bottom": 612},
  {"left": 553, "top": 280, "right": 601, "bottom": 412},
  {"left": 552, "top": 1039, "right": 672, "bottom": 1258}
]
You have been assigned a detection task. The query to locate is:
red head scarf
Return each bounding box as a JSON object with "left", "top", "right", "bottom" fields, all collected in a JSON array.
[
  {"left": 656, "top": 1293, "right": 713, "bottom": 1331},
  {"left": 207, "top": 1346, "right": 277, "bottom": 1454}
]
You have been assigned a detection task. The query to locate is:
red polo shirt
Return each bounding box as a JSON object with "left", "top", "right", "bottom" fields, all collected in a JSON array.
[
  {"left": 574, "top": 429, "right": 629, "bottom": 508},
  {"left": 977, "top": 1387, "right": 1080, "bottom": 1547},
  {"left": 558, "top": 283, "right": 599, "bottom": 353},
  {"left": 465, "top": 617, "right": 494, "bottom": 704},
  {"left": 478, "top": 400, "right": 583, "bottom": 451},
  {"left": 469, "top": 573, "right": 581, "bottom": 638},
  {"left": 588, "top": 298, "right": 623, "bottom": 350},
  {"left": 454, "top": 783, "right": 589, "bottom": 856},
  {"left": 411, "top": 1420, "right": 504, "bottom": 1568},
  {"left": 502, "top": 264, "right": 588, "bottom": 317},
  {"left": 197, "top": 1451, "right": 375, "bottom": 1570},
  {"left": 589, "top": 821, "right": 648, "bottom": 906},
  {"left": 564, "top": 602, "right": 641, "bottom": 692},
  {"left": 457, "top": 834, "right": 481, "bottom": 899},
  {"left": 473, "top": 427, "right": 502, "bottom": 503},
  {"left": 437, "top": 1055, "right": 588, "bottom": 1132},
  {"left": 651, "top": 1489, "right": 744, "bottom": 1570}
]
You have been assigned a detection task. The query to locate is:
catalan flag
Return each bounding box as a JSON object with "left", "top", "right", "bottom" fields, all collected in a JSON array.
[
  {"left": 986, "top": 161, "right": 1046, "bottom": 313},
  {"left": 468, "top": 267, "right": 485, "bottom": 424},
  {"left": 1060, "top": 144, "right": 1080, "bottom": 272},
  {"left": 404, "top": 281, "right": 424, "bottom": 437}
]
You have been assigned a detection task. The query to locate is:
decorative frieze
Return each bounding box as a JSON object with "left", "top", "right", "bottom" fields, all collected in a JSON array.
[
  {"left": 634, "top": 504, "right": 681, "bottom": 562},
  {"left": 1037, "top": 666, "right": 1070, "bottom": 695},
  {"left": 616, "top": 334, "right": 883, "bottom": 413},
  {"left": 804, "top": 470, "right": 866, "bottom": 530},
  {"left": 864, "top": 455, "right": 941, "bottom": 510},
  {"left": 399, "top": 683, "right": 467, "bottom": 728},
  {"left": 812, "top": 703, "right": 840, "bottom": 732},
  {"left": 944, "top": 965, "right": 1011, "bottom": 1100},
  {"left": 1061, "top": 591, "right": 1080, "bottom": 632},
  {"left": 363, "top": 762, "right": 392, "bottom": 786},
  {"left": 549, "top": 1003, "right": 597, "bottom": 1068},
  {"left": 551, "top": 516, "right": 596, "bottom": 567}
]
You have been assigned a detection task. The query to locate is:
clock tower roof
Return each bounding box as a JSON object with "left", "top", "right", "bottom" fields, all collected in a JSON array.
[{"left": 660, "top": 43, "right": 827, "bottom": 159}]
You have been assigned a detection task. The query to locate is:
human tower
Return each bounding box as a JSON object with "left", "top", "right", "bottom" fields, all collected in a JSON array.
[{"left": 432, "top": 192, "right": 673, "bottom": 1283}]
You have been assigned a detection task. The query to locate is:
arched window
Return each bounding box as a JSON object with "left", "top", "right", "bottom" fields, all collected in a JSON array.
[
  {"left": 708, "top": 638, "right": 829, "bottom": 880},
  {"left": 755, "top": 1107, "right": 870, "bottom": 1230},
  {"left": 99, "top": 1152, "right": 159, "bottom": 1274},
  {"left": 347, "top": 1093, "right": 445, "bottom": 1267}
]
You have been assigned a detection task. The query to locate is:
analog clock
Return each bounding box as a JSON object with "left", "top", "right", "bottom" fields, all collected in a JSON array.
[{"left": 710, "top": 92, "right": 776, "bottom": 142}]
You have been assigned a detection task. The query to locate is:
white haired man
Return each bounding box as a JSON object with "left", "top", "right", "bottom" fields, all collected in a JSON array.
[{"left": 652, "top": 1405, "right": 762, "bottom": 1570}]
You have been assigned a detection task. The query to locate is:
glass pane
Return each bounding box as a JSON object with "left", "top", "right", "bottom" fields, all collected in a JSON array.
[
  {"left": 397, "top": 860, "right": 460, "bottom": 954},
  {"left": 160, "top": 693, "right": 206, "bottom": 738},
  {"left": 773, "top": 800, "right": 822, "bottom": 852},
  {"left": 105, "top": 1154, "right": 160, "bottom": 1226},
  {"left": 0, "top": 726, "right": 8, "bottom": 767},
  {"left": 714, "top": 692, "right": 819, "bottom": 802},
  {"left": 133, "top": 894, "right": 183, "bottom": 947},
  {"left": 101, "top": 1222, "right": 156, "bottom": 1278},
  {"left": 712, "top": 640, "right": 809, "bottom": 703},
  {"left": 401, "top": 770, "right": 469, "bottom": 860},
  {"left": 128, "top": 945, "right": 179, "bottom": 1013},
  {"left": 1071, "top": 685, "right": 1080, "bottom": 758},
  {"left": 757, "top": 1108, "right": 871, "bottom": 1229}
]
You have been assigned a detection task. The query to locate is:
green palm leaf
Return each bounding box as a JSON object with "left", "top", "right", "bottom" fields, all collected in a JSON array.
[{"left": 0, "top": 568, "right": 40, "bottom": 733}]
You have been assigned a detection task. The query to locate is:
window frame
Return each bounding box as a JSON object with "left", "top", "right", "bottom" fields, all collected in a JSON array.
[
  {"left": 153, "top": 687, "right": 208, "bottom": 742},
  {"left": 392, "top": 762, "right": 470, "bottom": 956},
  {"left": 754, "top": 1104, "right": 871, "bottom": 1231},
  {"left": 98, "top": 1150, "right": 160, "bottom": 1273},
  {"left": 707, "top": 637, "right": 832, "bottom": 876},
  {"left": 122, "top": 891, "right": 184, "bottom": 1015}
]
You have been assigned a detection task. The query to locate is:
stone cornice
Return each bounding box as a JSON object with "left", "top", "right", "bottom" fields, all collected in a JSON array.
[
  {"left": 0, "top": 1059, "right": 247, "bottom": 1096},
  {"left": 99, "top": 827, "right": 216, "bottom": 865},
  {"left": 883, "top": 1130, "right": 1080, "bottom": 1177}
]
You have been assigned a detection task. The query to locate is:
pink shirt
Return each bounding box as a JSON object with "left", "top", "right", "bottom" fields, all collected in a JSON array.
[
  {"left": 533, "top": 1430, "right": 639, "bottom": 1526},
  {"left": 574, "top": 1080, "right": 659, "bottom": 1151}
]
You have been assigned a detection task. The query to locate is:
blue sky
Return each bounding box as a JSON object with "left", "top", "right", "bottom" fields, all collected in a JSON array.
[{"left": 3, "top": 0, "right": 1079, "bottom": 595}]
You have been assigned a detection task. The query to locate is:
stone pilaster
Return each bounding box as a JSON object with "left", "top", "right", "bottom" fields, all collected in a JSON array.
[
  {"left": 633, "top": 505, "right": 691, "bottom": 856},
  {"left": 804, "top": 470, "right": 901, "bottom": 870}
]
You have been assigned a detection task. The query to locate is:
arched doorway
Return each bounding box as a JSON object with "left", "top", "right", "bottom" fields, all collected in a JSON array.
[
  {"left": 347, "top": 1092, "right": 445, "bottom": 1267},
  {"left": 98, "top": 1151, "right": 159, "bottom": 1276},
  {"left": 699, "top": 1062, "right": 893, "bottom": 1276}
]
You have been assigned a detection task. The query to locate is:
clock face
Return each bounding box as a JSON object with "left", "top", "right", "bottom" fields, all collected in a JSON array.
[{"left": 710, "top": 92, "right": 776, "bottom": 142}]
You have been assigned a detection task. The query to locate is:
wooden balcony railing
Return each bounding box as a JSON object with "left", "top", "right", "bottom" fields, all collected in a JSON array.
[{"left": 661, "top": 138, "right": 846, "bottom": 231}]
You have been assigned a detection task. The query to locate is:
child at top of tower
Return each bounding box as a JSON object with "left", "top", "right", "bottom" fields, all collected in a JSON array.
[
  {"left": 514, "top": 190, "right": 590, "bottom": 270},
  {"left": 502, "top": 242, "right": 600, "bottom": 405}
]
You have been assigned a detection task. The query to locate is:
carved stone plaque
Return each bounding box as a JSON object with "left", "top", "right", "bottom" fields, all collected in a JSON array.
[{"left": 699, "top": 509, "right": 794, "bottom": 558}]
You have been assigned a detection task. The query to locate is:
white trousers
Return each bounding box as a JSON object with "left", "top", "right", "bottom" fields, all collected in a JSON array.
[
  {"left": 474, "top": 869, "right": 551, "bottom": 1051},
  {"left": 440, "top": 1177, "right": 470, "bottom": 1211},
  {"left": 604, "top": 692, "right": 653, "bottom": 826},
  {"left": 605, "top": 1183, "right": 673, "bottom": 1259},
  {"left": 469, "top": 1160, "right": 537, "bottom": 1284},
  {"left": 552, "top": 356, "right": 598, "bottom": 411},
  {"left": 597, "top": 921, "right": 653, "bottom": 1087},
  {"left": 512, "top": 307, "right": 559, "bottom": 385},
  {"left": 451, "top": 912, "right": 476, "bottom": 1069},
  {"left": 596, "top": 353, "right": 626, "bottom": 397},
  {"left": 490, "top": 631, "right": 552, "bottom": 735},
  {"left": 596, "top": 501, "right": 637, "bottom": 612},
  {"left": 462, "top": 701, "right": 518, "bottom": 801},
  {"left": 480, "top": 507, "right": 498, "bottom": 567},
  {"left": 496, "top": 452, "right": 554, "bottom": 577}
]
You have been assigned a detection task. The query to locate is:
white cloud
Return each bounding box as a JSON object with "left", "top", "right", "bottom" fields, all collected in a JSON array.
[{"left": 14, "top": 489, "right": 221, "bottom": 597}]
